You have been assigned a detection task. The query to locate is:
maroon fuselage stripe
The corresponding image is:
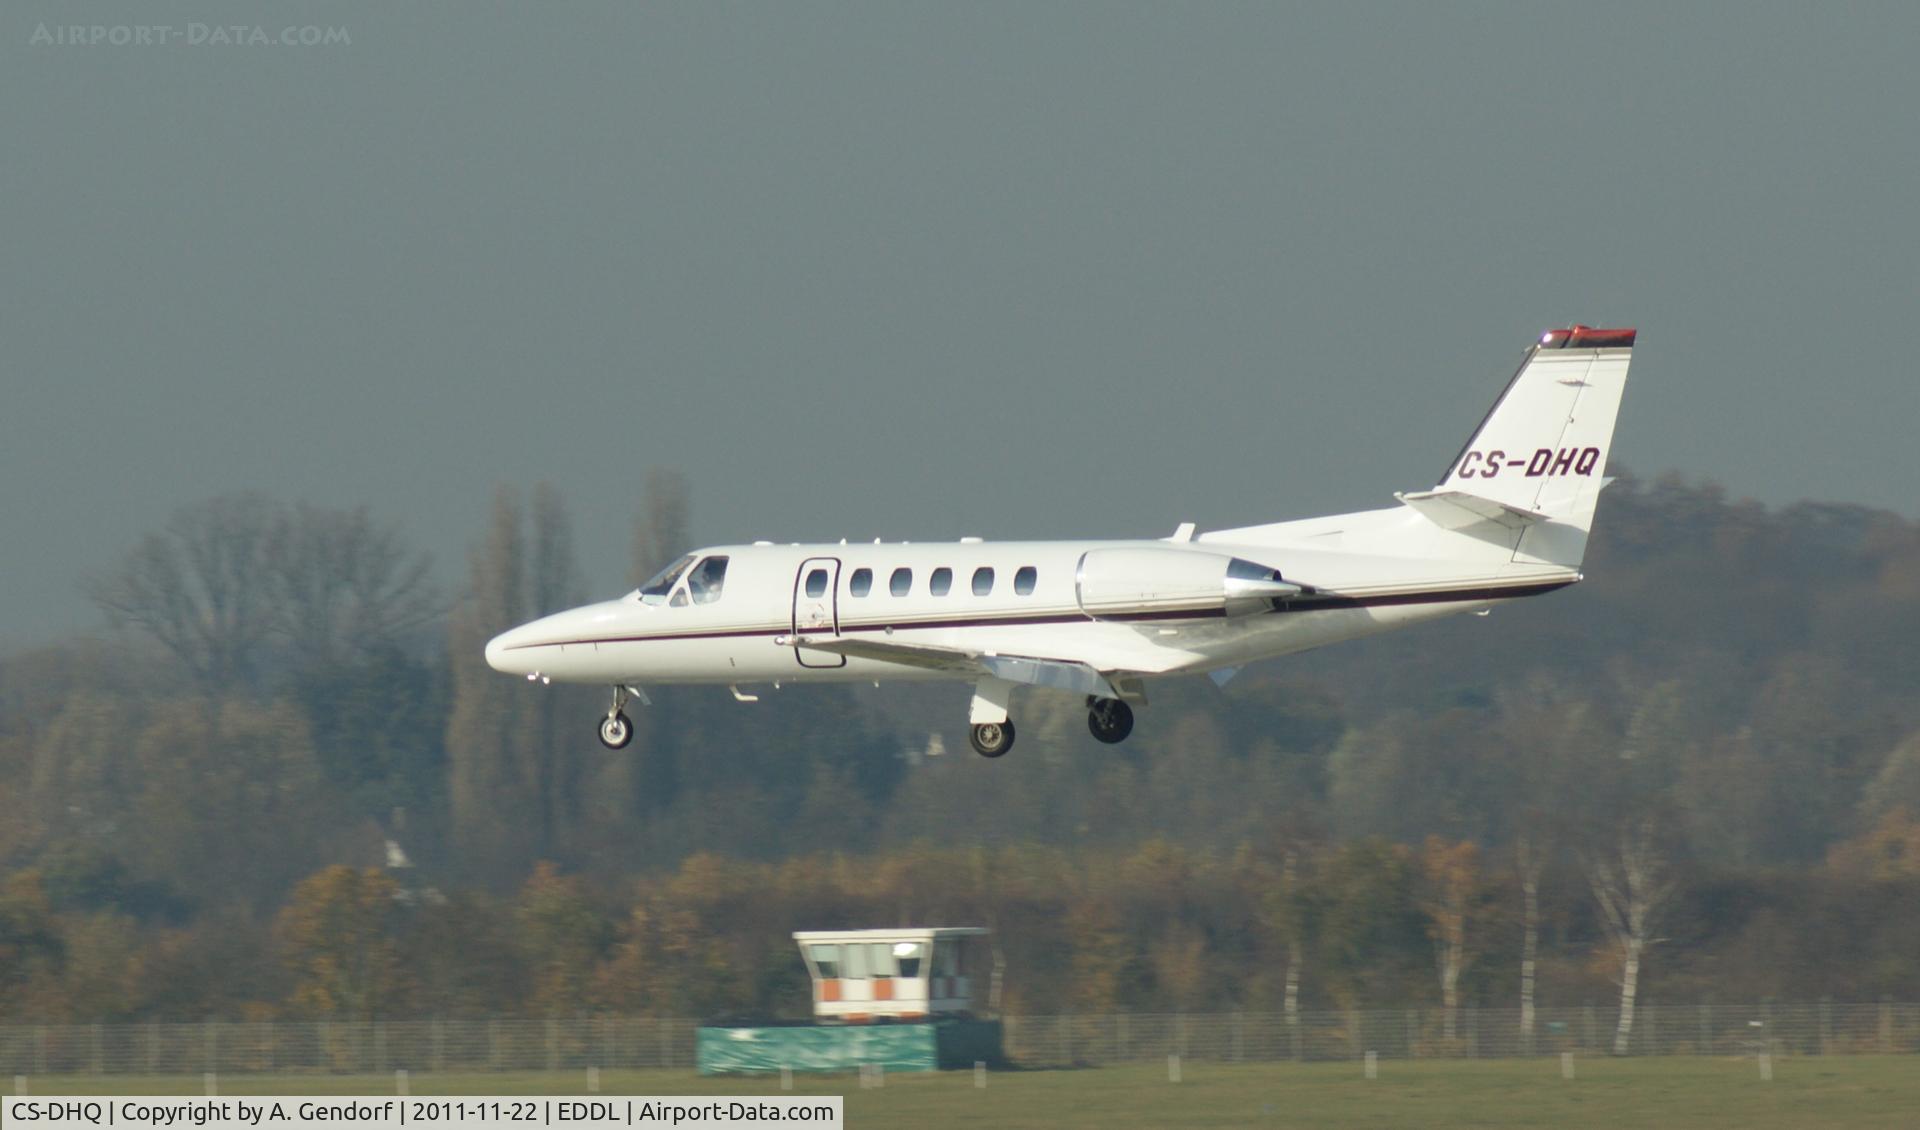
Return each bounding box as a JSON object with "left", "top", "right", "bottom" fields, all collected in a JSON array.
[{"left": 502, "top": 580, "right": 1574, "bottom": 651}]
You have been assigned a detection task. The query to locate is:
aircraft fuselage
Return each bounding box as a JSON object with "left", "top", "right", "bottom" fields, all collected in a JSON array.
[{"left": 485, "top": 325, "right": 1634, "bottom": 756}]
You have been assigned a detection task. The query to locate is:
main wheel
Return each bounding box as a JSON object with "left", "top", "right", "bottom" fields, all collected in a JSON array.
[
  {"left": 1088, "top": 699, "right": 1134, "bottom": 744},
  {"left": 969, "top": 720, "right": 1016, "bottom": 758},
  {"left": 598, "top": 710, "right": 634, "bottom": 750}
]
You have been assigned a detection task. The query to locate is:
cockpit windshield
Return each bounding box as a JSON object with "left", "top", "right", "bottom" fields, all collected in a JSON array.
[{"left": 635, "top": 554, "right": 696, "bottom": 605}]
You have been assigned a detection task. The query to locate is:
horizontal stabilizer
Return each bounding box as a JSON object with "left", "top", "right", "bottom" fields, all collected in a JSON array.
[{"left": 1396, "top": 489, "right": 1548, "bottom": 532}]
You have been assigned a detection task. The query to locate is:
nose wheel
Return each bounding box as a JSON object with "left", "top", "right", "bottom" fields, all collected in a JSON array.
[
  {"left": 969, "top": 720, "right": 1015, "bottom": 758},
  {"left": 598, "top": 685, "right": 643, "bottom": 750},
  {"left": 1087, "top": 698, "right": 1134, "bottom": 744},
  {"left": 599, "top": 711, "right": 633, "bottom": 750}
]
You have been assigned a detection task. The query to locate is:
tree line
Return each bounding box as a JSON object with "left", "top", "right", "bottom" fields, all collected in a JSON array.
[{"left": 4, "top": 469, "right": 1920, "bottom": 1029}]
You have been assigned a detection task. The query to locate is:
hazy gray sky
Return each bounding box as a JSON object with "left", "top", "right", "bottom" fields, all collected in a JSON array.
[{"left": 5, "top": 3, "right": 1918, "bottom": 649}]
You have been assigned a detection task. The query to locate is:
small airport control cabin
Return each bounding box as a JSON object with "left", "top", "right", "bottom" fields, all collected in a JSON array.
[{"left": 794, "top": 927, "right": 988, "bottom": 1022}]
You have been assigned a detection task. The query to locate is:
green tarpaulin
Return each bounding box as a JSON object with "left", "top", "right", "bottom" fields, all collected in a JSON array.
[{"left": 697, "top": 1020, "right": 1003, "bottom": 1076}]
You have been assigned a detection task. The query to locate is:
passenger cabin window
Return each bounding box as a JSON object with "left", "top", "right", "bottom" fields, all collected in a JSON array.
[
  {"left": 687, "top": 556, "right": 729, "bottom": 604},
  {"left": 636, "top": 554, "right": 696, "bottom": 606},
  {"left": 892, "top": 942, "right": 925, "bottom": 979},
  {"left": 869, "top": 942, "right": 895, "bottom": 978},
  {"left": 810, "top": 944, "right": 841, "bottom": 980},
  {"left": 805, "top": 569, "right": 829, "bottom": 599},
  {"left": 930, "top": 568, "right": 952, "bottom": 596},
  {"left": 1015, "top": 566, "right": 1037, "bottom": 595},
  {"left": 890, "top": 567, "right": 913, "bottom": 597},
  {"left": 972, "top": 567, "right": 995, "bottom": 596},
  {"left": 844, "top": 941, "right": 869, "bottom": 980},
  {"left": 849, "top": 568, "right": 873, "bottom": 597}
]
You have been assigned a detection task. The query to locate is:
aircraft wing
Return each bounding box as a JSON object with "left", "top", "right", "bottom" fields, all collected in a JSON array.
[
  {"left": 792, "top": 636, "right": 980, "bottom": 673},
  {"left": 787, "top": 635, "right": 1121, "bottom": 699}
]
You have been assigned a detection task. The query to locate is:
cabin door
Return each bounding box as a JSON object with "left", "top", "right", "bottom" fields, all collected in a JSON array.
[{"left": 791, "top": 557, "right": 846, "bottom": 668}]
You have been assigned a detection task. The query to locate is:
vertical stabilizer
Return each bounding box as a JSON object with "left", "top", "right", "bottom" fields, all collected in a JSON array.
[{"left": 1433, "top": 326, "right": 1635, "bottom": 566}]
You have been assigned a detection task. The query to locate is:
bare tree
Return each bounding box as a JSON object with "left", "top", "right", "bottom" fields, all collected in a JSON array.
[
  {"left": 629, "top": 468, "right": 690, "bottom": 586},
  {"left": 525, "top": 482, "right": 586, "bottom": 857},
  {"left": 1281, "top": 849, "right": 1304, "bottom": 1040},
  {"left": 85, "top": 493, "right": 283, "bottom": 691},
  {"left": 1419, "top": 836, "right": 1480, "bottom": 1041},
  {"left": 443, "top": 483, "right": 597, "bottom": 875},
  {"left": 1587, "top": 816, "right": 1675, "bottom": 1055},
  {"left": 445, "top": 486, "right": 532, "bottom": 877},
  {"left": 269, "top": 503, "right": 440, "bottom": 667},
  {"left": 1494, "top": 678, "right": 1608, "bottom": 1054},
  {"left": 1516, "top": 830, "right": 1547, "bottom": 1053},
  {"left": 1262, "top": 844, "right": 1316, "bottom": 1058}
]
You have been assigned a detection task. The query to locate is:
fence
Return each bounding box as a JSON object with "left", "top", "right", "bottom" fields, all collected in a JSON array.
[
  {"left": 1001, "top": 1001, "right": 1920, "bottom": 1067},
  {"left": 3, "top": 1003, "right": 1917, "bottom": 1076}
]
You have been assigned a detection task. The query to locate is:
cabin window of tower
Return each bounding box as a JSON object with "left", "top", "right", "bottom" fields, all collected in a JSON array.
[
  {"left": 972, "top": 567, "right": 995, "bottom": 596},
  {"left": 930, "top": 567, "right": 952, "bottom": 596},
  {"left": 890, "top": 568, "right": 913, "bottom": 597},
  {"left": 849, "top": 568, "right": 873, "bottom": 597},
  {"left": 805, "top": 569, "right": 829, "bottom": 598},
  {"left": 1014, "top": 566, "right": 1037, "bottom": 595}
]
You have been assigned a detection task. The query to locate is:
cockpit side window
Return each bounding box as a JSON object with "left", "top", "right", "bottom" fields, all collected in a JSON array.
[
  {"left": 687, "top": 556, "right": 730, "bottom": 604},
  {"left": 637, "top": 554, "right": 697, "bottom": 605}
]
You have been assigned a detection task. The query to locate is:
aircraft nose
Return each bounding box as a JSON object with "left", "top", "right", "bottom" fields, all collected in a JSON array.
[
  {"left": 485, "top": 625, "right": 532, "bottom": 674},
  {"left": 485, "top": 601, "right": 627, "bottom": 676}
]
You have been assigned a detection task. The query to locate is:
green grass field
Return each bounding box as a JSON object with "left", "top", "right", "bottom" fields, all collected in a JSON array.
[{"left": 12, "top": 1057, "right": 1919, "bottom": 1128}]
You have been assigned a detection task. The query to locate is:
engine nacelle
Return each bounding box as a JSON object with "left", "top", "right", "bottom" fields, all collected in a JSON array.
[{"left": 1074, "top": 548, "right": 1303, "bottom": 619}]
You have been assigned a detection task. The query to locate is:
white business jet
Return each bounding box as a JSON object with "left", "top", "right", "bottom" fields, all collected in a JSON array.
[{"left": 487, "top": 325, "right": 1636, "bottom": 757}]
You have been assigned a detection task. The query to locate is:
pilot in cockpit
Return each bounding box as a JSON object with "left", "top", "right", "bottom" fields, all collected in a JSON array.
[{"left": 686, "top": 556, "right": 729, "bottom": 605}]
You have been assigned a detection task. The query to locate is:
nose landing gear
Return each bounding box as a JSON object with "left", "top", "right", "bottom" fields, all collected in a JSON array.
[
  {"left": 599, "top": 711, "right": 633, "bottom": 750},
  {"left": 597, "top": 684, "right": 647, "bottom": 750}
]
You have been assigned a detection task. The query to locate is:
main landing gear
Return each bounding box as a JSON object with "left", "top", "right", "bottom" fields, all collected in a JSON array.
[
  {"left": 597, "top": 685, "right": 646, "bottom": 750},
  {"left": 968, "top": 720, "right": 1016, "bottom": 758},
  {"left": 1087, "top": 697, "right": 1134, "bottom": 744},
  {"left": 964, "top": 694, "right": 1137, "bottom": 757}
]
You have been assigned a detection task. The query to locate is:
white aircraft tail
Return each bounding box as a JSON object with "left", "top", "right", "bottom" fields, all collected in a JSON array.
[{"left": 1406, "top": 325, "right": 1635, "bottom": 567}]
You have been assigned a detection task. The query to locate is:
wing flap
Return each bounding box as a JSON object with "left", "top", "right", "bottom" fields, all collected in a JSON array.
[
  {"left": 788, "top": 635, "right": 1120, "bottom": 699},
  {"left": 789, "top": 636, "right": 980, "bottom": 673},
  {"left": 978, "top": 655, "right": 1117, "bottom": 699}
]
